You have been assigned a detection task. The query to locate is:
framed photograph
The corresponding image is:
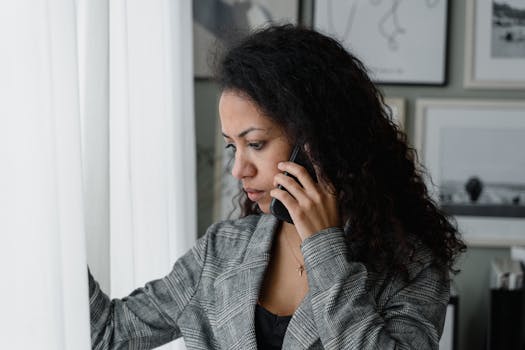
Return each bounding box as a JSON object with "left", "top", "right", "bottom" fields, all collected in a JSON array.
[
  {"left": 439, "top": 295, "right": 458, "bottom": 350},
  {"left": 193, "top": 0, "right": 299, "bottom": 78},
  {"left": 415, "top": 99, "right": 525, "bottom": 247},
  {"left": 213, "top": 127, "right": 240, "bottom": 222},
  {"left": 314, "top": 0, "right": 449, "bottom": 85},
  {"left": 385, "top": 97, "right": 406, "bottom": 128},
  {"left": 464, "top": 0, "right": 525, "bottom": 88}
]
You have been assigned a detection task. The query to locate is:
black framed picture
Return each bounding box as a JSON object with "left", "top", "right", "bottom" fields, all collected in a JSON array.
[{"left": 314, "top": 0, "right": 449, "bottom": 85}]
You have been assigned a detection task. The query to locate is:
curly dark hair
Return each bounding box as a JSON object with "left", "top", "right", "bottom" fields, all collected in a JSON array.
[{"left": 215, "top": 24, "right": 465, "bottom": 275}]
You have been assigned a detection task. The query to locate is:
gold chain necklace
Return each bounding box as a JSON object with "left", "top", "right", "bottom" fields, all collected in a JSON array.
[{"left": 283, "top": 232, "right": 305, "bottom": 277}]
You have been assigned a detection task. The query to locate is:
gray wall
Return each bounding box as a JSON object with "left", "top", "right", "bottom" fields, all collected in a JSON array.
[
  {"left": 194, "top": 1, "right": 524, "bottom": 349},
  {"left": 195, "top": 81, "right": 220, "bottom": 236}
]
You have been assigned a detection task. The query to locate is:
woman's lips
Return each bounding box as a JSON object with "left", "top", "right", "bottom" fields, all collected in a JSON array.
[{"left": 244, "top": 188, "right": 265, "bottom": 202}]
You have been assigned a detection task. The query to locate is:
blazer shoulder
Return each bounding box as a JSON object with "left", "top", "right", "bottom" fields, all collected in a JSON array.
[
  {"left": 201, "top": 215, "right": 262, "bottom": 260},
  {"left": 206, "top": 214, "right": 261, "bottom": 237},
  {"left": 406, "top": 240, "right": 446, "bottom": 280}
]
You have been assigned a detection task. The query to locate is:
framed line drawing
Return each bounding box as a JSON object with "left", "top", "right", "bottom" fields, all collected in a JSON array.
[
  {"left": 415, "top": 99, "right": 525, "bottom": 247},
  {"left": 464, "top": 0, "right": 525, "bottom": 89},
  {"left": 314, "top": 0, "right": 449, "bottom": 85},
  {"left": 193, "top": 0, "right": 299, "bottom": 78}
]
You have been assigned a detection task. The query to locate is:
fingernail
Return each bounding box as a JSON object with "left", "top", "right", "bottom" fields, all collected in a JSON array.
[{"left": 277, "top": 162, "right": 284, "bottom": 169}]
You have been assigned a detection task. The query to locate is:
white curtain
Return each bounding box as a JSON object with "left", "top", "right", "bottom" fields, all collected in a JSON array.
[
  {"left": 77, "top": 0, "right": 111, "bottom": 292},
  {"left": 107, "top": 0, "right": 196, "bottom": 300},
  {"left": 0, "top": 0, "right": 91, "bottom": 349},
  {"left": 81, "top": 1, "right": 196, "bottom": 350},
  {"left": 1, "top": 0, "right": 196, "bottom": 349}
]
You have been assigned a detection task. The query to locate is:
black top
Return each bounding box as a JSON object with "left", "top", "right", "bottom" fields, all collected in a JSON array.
[{"left": 254, "top": 304, "right": 292, "bottom": 349}]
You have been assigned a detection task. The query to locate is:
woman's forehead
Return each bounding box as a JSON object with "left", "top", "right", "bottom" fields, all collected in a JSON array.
[{"left": 219, "top": 92, "right": 281, "bottom": 136}]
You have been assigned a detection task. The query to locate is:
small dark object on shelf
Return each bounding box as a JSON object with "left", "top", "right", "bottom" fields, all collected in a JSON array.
[{"left": 465, "top": 176, "right": 483, "bottom": 203}]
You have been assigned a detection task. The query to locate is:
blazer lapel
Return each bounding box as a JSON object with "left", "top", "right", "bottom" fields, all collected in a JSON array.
[
  {"left": 213, "top": 215, "right": 279, "bottom": 350},
  {"left": 282, "top": 293, "right": 321, "bottom": 349}
]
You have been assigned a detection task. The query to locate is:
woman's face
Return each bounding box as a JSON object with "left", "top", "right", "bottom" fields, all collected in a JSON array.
[{"left": 219, "top": 91, "right": 293, "bottom": 214}]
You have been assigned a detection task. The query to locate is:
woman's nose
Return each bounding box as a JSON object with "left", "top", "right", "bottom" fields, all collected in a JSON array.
[{"left": 231, "top": 152, "right": 256, "bottom": 180}]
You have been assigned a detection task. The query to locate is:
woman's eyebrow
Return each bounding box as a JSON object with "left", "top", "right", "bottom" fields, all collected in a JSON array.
[{"left": 221, "top": 127, "right": 267, "bottom": 139}]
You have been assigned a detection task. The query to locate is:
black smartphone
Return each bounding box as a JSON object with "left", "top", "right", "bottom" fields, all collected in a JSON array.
[{"left": 270, "top": 145, "right": 317, "bottom": 224}]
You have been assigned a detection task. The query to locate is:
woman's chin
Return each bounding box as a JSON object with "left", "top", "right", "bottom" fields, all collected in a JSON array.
[{"left": 255, "top": 199, "right": 271, "bottom": 214}]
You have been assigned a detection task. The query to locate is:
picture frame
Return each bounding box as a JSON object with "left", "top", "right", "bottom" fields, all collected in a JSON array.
[
  {"left": 384, "top": 97, "right": 406, "bottom": 128},
  {"left": 313, "top": 0, "right": 449, "bottom": 85},
  {"left": 193, "top": 0, "right": 299, "bottom": 78},
  {"left": 415, "top": 99, "right": 525, "bottom": 247},
  {"left": 439, "top": 295, "right": 459, "bottom": 350},
  {"left": 464, "top": 0, "right": 525, "bottom": 89},
  {"left": 213, "top": 126, "right": 240, "bottom": 222}
]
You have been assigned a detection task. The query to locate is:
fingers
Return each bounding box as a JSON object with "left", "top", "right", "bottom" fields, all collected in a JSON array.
[
  {"left": 277, "top": 161, "right": 336, "bottom": 197},
  {"left": 277, "top": 161, "right": 317, "bottom": 192},
  {"left": 270, "top": 184, "right": 318, "bottom": 223},
  {"left": 272, "top": 160, "right": 334, "bottom": 216},
  {"left": 272, "top": 161, "right": 341, "bottom": 238},
  {"left": 273, "top": 172, "right": 310, "bottom": 200},
  {"left": 270, "top": 186, "right": 299, "bottom": 215}
]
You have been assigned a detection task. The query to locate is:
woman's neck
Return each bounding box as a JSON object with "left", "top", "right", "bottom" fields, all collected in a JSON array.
[{"left": 279, "top": 221, "right": 301, "bottom": 242}]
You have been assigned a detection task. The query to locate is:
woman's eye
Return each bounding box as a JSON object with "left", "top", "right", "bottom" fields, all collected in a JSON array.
[{"left": 248, "top": 142, "right": 264, "bottom": 150}]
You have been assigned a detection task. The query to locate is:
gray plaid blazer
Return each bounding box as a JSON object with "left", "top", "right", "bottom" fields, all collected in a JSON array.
[{"left": 89, "top": 214, "right": 449, "bottom": 349}]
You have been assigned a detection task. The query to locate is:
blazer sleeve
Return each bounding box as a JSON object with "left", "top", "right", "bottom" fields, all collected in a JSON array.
[
  {"left": 88, "top": 233, "right": 208, "bottom": 350},
  {"left": 301, "top": 227, "right": 449, "bottom": 350}
]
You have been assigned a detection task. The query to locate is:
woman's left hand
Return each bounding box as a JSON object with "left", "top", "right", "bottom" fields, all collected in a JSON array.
[{"left": 271, "top": 161, "right": 341, "bottom": 241}]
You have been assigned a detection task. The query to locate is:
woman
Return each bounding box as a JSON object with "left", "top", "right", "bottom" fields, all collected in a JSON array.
[{"left": 89, "top": 25, "right": 465, "bottom": 349}]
